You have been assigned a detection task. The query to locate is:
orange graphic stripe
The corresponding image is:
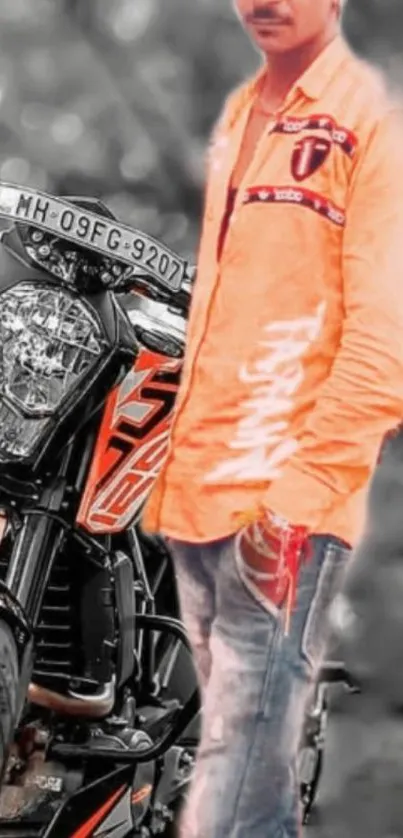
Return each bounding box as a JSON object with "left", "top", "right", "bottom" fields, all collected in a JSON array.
[
  {"left": 70, "top": 785, "right": 126, "bottom": 838},
  {"left": 131, "top": 783, "right": 153, "bottom": 806}
]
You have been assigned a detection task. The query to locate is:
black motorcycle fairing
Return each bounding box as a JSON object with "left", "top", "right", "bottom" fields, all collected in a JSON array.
[
  {"left": 0, "top": 380, "right": 106, "bottom": 504},
  {"left": 0, "top": 247, "right": 140, "bottom": 471},
  {"left": 42, "top": 759, "right": 154, "bottom": 838}
]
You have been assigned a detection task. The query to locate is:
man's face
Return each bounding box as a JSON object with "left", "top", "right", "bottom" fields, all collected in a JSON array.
[{"left": 233, "top": 0, "right": 340, "bottom": 55}]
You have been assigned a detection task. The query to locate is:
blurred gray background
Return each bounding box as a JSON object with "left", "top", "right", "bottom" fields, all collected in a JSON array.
[
  {"left": 2, "top": 0, "right": 403, "bottom": 834},
  {"left": 0, "top": 0, "right": 402, "bottom": 263}
]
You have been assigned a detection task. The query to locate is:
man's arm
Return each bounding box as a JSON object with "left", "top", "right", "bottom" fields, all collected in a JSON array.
[{"left": 263, "top": 108, "right": 403, "bottom": 532}]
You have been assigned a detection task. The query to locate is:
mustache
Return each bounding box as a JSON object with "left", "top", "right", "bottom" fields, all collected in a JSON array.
[{"left": 246, "top": 7, "right": 291, "bottom": 24}]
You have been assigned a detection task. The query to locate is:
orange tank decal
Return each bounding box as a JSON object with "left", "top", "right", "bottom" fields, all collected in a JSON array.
[{"left": 77, "top": 347, "right": 182, "bottom": 534}]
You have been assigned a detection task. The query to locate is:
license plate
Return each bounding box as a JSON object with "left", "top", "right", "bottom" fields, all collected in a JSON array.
[{"left": 0, "top": 183, "right": 187, "bottom": 292}]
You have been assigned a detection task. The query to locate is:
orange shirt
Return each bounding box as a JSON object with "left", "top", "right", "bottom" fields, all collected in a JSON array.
[{"left": 143, "top": 35, "right": 403, "bottom": 547}]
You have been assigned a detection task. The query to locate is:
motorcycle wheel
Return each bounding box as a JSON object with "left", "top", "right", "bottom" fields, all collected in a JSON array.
[{"left": 0, "top": 621, "right": 18, "bottom": 781}]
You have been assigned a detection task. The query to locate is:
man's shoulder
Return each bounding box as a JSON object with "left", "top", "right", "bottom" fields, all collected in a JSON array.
[{"left": 331, "top": 48, "right": 400, "bottom": 135}]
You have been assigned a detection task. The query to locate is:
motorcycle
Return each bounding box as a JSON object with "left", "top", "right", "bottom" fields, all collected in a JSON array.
[{"left": 0, "top": 182, "right": 200, "bottom": 838}]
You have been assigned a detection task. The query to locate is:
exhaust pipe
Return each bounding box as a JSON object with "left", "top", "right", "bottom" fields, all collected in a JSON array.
[{"left": 28, "top": 678, "right": 115, "bottom": 719}]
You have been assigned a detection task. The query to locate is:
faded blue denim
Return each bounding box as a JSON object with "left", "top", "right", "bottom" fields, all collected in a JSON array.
[{"left": 169, "top": 533, "right": 350, "bottom": 838}]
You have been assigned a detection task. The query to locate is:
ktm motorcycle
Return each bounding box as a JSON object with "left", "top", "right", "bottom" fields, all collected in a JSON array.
[{"left": 0, "top": 183, "right": 201, "bottom": 838}]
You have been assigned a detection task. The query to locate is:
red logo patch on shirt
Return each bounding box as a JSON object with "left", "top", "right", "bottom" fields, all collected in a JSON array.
[{"left": 291, "top": 136, "right": 331, "bottom": 182}]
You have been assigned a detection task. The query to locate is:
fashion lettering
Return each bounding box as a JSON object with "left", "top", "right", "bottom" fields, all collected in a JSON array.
[
  {"left": 274, "top": 188, "right": 303, "bottom": 203},
  {"left": 327, "top": 206, "right": 345, "bottom": 225},
  {"left": 282, "top": 119, "right": 309, "bottom": 133},
  {"left": 204, "top": 304, "right": 326, "bottom": 482}
]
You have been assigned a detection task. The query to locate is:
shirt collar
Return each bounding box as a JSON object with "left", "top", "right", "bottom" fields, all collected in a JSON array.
[
  {"left": 248, "top": 34, "right": 352, "bottom": 105},
  {"left": 295, "top": 34, "right": 352, "bottom": 100}
]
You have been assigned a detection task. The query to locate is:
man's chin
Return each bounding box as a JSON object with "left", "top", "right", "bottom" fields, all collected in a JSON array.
[
  {"left": 255, "top": 41, "right": 293, "bottom": 57},
  {"left": 249, "top": 30, "right": 297, "bottom": 56}
]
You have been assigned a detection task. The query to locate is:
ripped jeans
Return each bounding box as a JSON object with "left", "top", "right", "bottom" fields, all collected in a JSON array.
[{"left": 169, "top": 533, "right": 350, "bottom": 838}]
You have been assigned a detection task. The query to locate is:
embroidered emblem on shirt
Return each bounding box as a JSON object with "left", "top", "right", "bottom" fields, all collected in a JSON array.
[
  {"left": 273, "top": 114, "right": 357, "bottom": 157},
  {"left": 291, "top": 136, "right": 331, "bottom": 182}
]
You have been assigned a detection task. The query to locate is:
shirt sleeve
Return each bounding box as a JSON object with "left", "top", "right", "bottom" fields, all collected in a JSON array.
[{"left": 263, "top": 107, "right": 403, "bottom": 532}]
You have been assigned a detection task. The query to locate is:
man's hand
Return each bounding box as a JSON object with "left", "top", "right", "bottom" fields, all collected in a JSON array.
[{"left": 237, "top": 509, "right": 309, "bottom": 630}]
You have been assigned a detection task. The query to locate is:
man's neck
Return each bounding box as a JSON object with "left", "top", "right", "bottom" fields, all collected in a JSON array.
[{"left": 259, "top": 28, "right": 340, "bottom": 110}]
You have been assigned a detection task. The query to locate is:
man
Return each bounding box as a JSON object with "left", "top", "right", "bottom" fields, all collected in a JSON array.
[{"left": 143, "top": 1, "right": 403, "bottom": 835}]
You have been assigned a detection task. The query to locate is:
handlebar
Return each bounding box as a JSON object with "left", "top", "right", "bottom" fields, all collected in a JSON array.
[{"left": 112, "top": 268, "right": 194, "bottom": 313}]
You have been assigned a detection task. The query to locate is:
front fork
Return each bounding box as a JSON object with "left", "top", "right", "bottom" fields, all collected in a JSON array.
[
  {"left": 6, "top": 512, "right": 65, "bottom": 625},
  {"left": 0, "top": 512, "right": 65, "bottom": 724},
  {"left": 0, "top": 435, "right": 94, "bottom": 723}
]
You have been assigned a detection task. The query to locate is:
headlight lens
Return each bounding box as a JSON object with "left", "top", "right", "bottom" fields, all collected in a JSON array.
[{"left": 0, "top": 282, "right": 106, "bottom": 462}]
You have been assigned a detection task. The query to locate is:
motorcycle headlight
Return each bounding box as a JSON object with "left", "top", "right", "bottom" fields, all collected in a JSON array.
[{"left": 0, "top": 282, "right": 106, "bottom": 462}]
